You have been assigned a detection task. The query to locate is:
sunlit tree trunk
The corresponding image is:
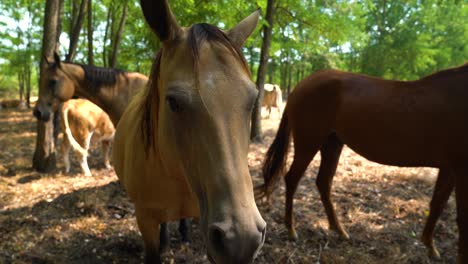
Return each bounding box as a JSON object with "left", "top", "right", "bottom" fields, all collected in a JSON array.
[
  {"left": 65, "top": 0, "right": 87, "bottom": 62},
  {"left": 87, "top": 0, "right": 93, "bottom": 65},
  {"left": 102, "top": 3, "right": 113, "bottom": 67},
  {"left": 33, "top": 0, "right": 60, "bottom": 172},
  {"left": 109, "top": 1, "right": 128, "bottom": 68},
  {"left": 251, "top": 0, "right": 276, "bottom": 142}
]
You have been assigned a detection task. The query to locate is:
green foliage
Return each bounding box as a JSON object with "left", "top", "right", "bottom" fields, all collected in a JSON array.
[{"left": 0, "top": 0, "right": 466, "bottom": 94}]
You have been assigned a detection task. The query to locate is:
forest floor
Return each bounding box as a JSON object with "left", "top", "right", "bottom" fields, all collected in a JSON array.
[{"left": 0, "top": 107, "right": 458, "bottom": 264}]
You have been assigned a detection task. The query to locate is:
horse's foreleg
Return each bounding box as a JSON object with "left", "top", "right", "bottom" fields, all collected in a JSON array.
[
  {"left": 136, "top": 206, "right": 162, "bottom": 264},
  {"left": 158, "top": 219, "right": 191, "bottom": 252},
  {"left": 316, "top": 134, "right": 347, "bottom": 238},
  {"left": 159, "top": 223, "right": 169, "bottom": 252},
  {"left": 285, "top": 150, "right": 317, "bottom": 240},
  {"left": 421, "top": 168, "right": 454, "bottom": 259},
  {"left": 454, "top": 167, "right": 468, "bottom": 264},
  {"left": 178, "top": 218, "right": 191, "bottom": 242}
]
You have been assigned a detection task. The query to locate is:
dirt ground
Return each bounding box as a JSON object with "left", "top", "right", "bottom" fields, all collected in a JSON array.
[{"left": 0, "top": 107, "right": 458, "bottom": 264}]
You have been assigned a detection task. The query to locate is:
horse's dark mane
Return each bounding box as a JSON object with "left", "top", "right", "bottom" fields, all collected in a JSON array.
[
  {"left": 141, "top": 23, "right": 251, "bottom": 156},
  {"left": 79, "top": 64, "right": 127, "bottom": 91}
]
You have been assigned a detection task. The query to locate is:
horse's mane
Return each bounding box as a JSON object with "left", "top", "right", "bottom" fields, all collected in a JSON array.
[
  {"left": 78, "top": 64, "right": 127, "bottom": 92},
  {"left": 141, "top": 23, "right": 251, "bottom": 156},
  {"left": 420, "top": 62, "right": 468, "bottom": 81}
]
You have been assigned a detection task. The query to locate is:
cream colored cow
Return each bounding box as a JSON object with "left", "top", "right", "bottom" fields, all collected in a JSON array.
[{"left": 60, "top": 99, "right": 115, "bottom": 176}]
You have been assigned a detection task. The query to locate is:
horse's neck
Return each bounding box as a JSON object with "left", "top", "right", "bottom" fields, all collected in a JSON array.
[{"left": 73, "top": 79, "right": 124, "bottom": 126}]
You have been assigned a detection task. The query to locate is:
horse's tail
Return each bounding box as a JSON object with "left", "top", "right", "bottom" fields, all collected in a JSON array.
[
  {"left": 255, "top": 106, "right": 291, "bottom": 200},
  {"left": 61, "top": 106, "right": 87, "bottom": 156}
]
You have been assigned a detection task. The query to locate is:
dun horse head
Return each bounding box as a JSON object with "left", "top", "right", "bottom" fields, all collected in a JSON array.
[
  {"left": 140, "top": 0, "right": 265, "bottom": 262},
  {"left": 34, "top": 53, "right": 77, "bottom": 122}
]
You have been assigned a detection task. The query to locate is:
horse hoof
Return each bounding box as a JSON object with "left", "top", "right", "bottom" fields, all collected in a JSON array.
[
  {"left": 288, "top": 228, "right": 298, "bottom": 241},
  {"left": 338, "top": 229, "right": 350, "bottom": 240},
  {"left": 428, "top": 247, "right": 441, "bottom": 259}
]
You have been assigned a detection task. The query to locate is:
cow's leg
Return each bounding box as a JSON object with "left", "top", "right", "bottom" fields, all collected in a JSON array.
[{"left": 101, "top": 140, "right": 112, "bottom": 169}]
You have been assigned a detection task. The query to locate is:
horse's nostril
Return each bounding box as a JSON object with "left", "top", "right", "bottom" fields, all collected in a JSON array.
[
  {"left": 209, "top": 224, "right": 226, "bottom": 253},
  {"left": 33, "top": 108, "right": 41, "bottom": 119}
]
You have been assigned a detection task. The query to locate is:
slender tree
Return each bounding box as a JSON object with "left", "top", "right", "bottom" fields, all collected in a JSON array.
[
  {"left": 109, "top": 0, "right": 128, "bottom": 68},
  {"left": 250, "top": 0, "right": 276, "bottom": 142},
  {"left": 65, "top": 0, "right": 87, "bottom": 62},
  {"left": 87, "top": 0, "right": 93, "bottom": 65},
  {"left": 32, "top": 0, "right": 60, "bottom": 172}
]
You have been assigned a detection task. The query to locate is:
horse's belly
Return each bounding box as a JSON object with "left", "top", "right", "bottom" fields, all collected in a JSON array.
[{"left": 335, "top": 121, "right": 447, "bottom": 168}]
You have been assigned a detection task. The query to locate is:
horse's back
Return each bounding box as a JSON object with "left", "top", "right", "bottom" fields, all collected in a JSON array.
[{"left": 287, "top": 69, "right": 468, "bottom": 167}]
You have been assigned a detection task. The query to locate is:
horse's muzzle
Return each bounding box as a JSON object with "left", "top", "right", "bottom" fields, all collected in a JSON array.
[{"left": 33, "top": 107, "right": 51, "bottom": 122}]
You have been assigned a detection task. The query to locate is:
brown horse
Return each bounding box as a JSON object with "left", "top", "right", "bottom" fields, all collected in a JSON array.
[
  {"left": 33, "top": 53, "right": 190, "bottom": 251},
  {"left": 33, "top": 53, "right": 148, "bottom": 126},
  {"left": 112, "top": 0, "right": 265, "bottom": 263},
  {"left": 262, "top": 83, "right": 283, "bottom": 118},
  {"left": 257, "top": 64, "right": 468, "bottom": 263}
]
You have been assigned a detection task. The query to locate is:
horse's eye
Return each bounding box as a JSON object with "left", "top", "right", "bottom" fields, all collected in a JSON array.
[{"left": 166, "top": 95, "right": 181, "bottom": 112}]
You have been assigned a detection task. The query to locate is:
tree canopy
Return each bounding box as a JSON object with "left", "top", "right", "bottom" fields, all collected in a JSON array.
[{"left": 0, "top": 0, "right": 466, "bottom": 95}]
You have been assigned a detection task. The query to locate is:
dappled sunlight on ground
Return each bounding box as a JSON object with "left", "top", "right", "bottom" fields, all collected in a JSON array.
[{"left": 0, "top": 108, "right": 458, "bottom": 263}]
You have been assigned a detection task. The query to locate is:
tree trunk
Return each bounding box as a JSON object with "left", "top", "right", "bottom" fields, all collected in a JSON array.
[
  {"left": 102, "top": 3, "right": 113, "bottom": 68},
  {"left": 109, "top": 1, "right": 127, "bottom": 68},
  {"left": 25, "top": 64, "right": 31, "bottom": 108},
  {"left": 56, "top": 0, "right": 63, "bottom": 49},
  {"left": 250, "top": 0, "right": 276, "bottom": 142},
  {"left": 18, "top": 70, "right": 25, "bottom": 102},
  {"left": 287, "top": 62, "right": 292, "bottom": 94},
  {"left": 33, "top": 0, "right": 60, "bottom": 172},
  {"left": 87, "top": 0, "right": 93, "bottom": 65},
  {"left": 65, "top": 0, "right": 87, "bottom": 62},
  {"left": 248, "top": 46, "right": 255, "bottom": 74}
]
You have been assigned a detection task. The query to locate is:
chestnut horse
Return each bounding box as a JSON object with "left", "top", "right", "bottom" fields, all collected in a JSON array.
[
  {"left": 113, "top": 0, "right": 265, "bottom": 263},
  {"left": 257, "top": 64, "right": 468, "bottom": 263},
  {"left": 33, "top": 54, "right": 189, "bottom": 250}
]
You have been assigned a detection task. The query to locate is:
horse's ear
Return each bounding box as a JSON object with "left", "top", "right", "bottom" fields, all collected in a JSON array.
[
  {"left": 53, "top": 52, "right": 61, "bottom": 68},
  {"left": 227, "top": 10, "right": 260, "bottom": 48},
  {"left": 140, "top": 0, "right": 181, "bottom": 43}
]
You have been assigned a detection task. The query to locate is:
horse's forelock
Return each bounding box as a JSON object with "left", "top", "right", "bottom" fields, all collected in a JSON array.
[
  {"left": 141, "top": 23, "right": 252, "bottom": 157},
  {"left": 188, "top": 23, "right": 251, "bottom": 78}
]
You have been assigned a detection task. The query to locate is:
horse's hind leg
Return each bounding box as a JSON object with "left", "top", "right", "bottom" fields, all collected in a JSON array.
[
  {"left": 285, "top": 146, "right": 319, "bottom": 240},
  {"left": 136, "top": 206, "right": 162, "bottom": 264},
  {"left": 454, "top": 167, "right": 468, "bottom": 263},
  {"left": 316, "top": 133, "right": 347, "bottom": 238},
  {"left": 421, "top": 168, "right": 454, "bottom": 259}
]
